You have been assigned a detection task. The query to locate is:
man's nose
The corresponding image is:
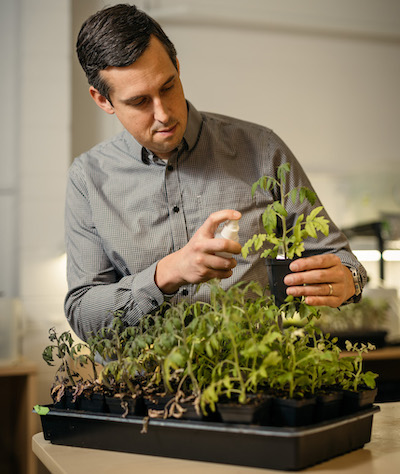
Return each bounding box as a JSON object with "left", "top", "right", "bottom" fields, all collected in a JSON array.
[{"left": 153, "top": 98, "right": 170, "bottom": 124}]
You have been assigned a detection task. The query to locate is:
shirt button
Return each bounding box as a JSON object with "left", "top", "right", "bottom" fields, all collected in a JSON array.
[
  {"left": 167, "top": 165, "right": 174, "bottom": 171},
  {"left": 181, "top": 288, "right": 189, "bottom": 296},
  {"left": 173, "top": 206, "right": 180, "bottom": 213}
]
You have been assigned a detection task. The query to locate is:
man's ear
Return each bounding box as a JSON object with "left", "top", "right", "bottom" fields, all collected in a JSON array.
[
  {"left": 176, "top": 57, "right": 180, "bottom": 75},
  {"left": 89, "top": 86, "right": 114, "bottom": 115}
]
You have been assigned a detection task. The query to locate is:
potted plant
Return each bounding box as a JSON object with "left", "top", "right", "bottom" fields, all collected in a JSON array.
[
  {"left": 40, "top": 278, "right": 378, "bottom": 425},
  {"left": 42, "top": 327, "right": 108, "bottom": 412},
  {"left": 338, "top": 340, "right": 379, "bottom": 413},
  {"left": 198, "top": 281, "right": 280, "bottom": 424},
  {"left": 71, "top": 337, "right": 106, "bottom": 413},
  {"left": 137, "top": 300, "right": 203, "bottom": 420},
  {"left": 241, "top": 163, "right": 330, "bottom": 306},
  {"left": 87, "top": 315, "right": 148, "bottom": 417},
  {"left": 42, "top": 327, "right": 83, "bottom": 409},
  {"left": 36, "top": 278, "right": 381, "bottom": 470}
]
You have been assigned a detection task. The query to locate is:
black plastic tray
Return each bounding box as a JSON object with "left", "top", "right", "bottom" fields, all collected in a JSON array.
[{"left": 38, "top": 405, "right": 380, "bottom": 471}]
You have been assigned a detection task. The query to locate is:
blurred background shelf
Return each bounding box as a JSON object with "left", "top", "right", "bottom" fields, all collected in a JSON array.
[{"left": 0, "top": 360, "right": 38, "bottom": 474}]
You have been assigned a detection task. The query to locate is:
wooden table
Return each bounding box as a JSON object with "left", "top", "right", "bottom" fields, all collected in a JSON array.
[
  {"left": 32, "top": 402, "right": 400, "bottom": 474},
  {"left": 0, "top": 359, "right": 38, "bottom": 474}
]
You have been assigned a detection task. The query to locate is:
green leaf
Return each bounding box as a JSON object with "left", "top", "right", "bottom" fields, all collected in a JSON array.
[
  {"left": 241, "top": 234, "right": 268, "bottom": 259},
  {"left": 298, "top": 187, "right": 307, "bottom": 204},
  {"left": 251, "top": 181, "right": 259, "bottom": 198},
  {"left": 254, "top": 234, "right": 268, "bottom": 251},
  {"left": 251, "top": 176, "right": 271, "bottom": 197},
  {"left": 260, "top": 248, "right": 274, "bottom": 258},
  {"left": 273, "top": 201, "right": 287, "bottom": 217},
  {"left": 262, "top": 206, "right": 277, "bottom": 233},
  {"left": 205, "top": 342, "right": 213, "bottom": 358},
  {"left": 34, "top": 405, "right": 50, "bottom": 415},
  {"left": 293, "top": 221, "right": 302, "bottom": 241},
  {"left": 170, "top": 350, "right": 186, "bottom": 367},
  {"left": 277, "top": 163, "right": 290, "bottom": 184},
  {"left": 289, "top": 188, "right": 298, "bottom": 204},
  {"left": 305, "top": 188, "right": 317, "bottom": 205},
  {"left": 313, "top": 216, "right": 330, "bottom": 236},
  {"left": 305, "top": 222, "right": 317, "bottom": 238},
  {"left": 308, "top": 205, "right": 323, "bottom": 220},
  {"left": 362, "top": 371, "right": 378, "bottom": 389},
  {"left": 266, "top": 177, "right": 275, "bottom": 191},
  {"left": 42, "top": 346, "right": 55, "bottom": 365}
]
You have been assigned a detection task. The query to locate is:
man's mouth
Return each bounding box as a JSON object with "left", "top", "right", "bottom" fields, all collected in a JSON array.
[{"left": 155, "top": 123, "right": 178, "bottom": 136}]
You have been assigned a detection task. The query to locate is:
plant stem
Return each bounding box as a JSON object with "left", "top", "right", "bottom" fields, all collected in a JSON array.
[{"left": 280, "top": 184, "right": 288, "bottom": 258}]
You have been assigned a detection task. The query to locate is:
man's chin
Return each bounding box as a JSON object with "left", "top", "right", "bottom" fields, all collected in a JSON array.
[{"left": 154, "top": 138, "right": 184, "bottom": 158}]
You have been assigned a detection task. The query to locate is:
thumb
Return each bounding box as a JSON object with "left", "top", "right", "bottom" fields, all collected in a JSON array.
[{"left": 199, "top": 210, "right": 242, "bottom": 238}]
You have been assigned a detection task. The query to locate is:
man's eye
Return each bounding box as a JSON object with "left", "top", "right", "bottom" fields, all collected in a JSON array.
[
  {"left": 133, "top": 98, "right": 147, "bottom": 107},
  {"left": 162, "top": 84, "right": 174, "bottom": 94}
]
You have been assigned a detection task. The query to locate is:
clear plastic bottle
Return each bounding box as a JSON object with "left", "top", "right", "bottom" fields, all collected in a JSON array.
[{"left": 215, "top": 219, "right": 240, "bottom": 258}]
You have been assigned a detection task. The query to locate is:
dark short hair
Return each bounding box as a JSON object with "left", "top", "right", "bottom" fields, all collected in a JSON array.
[{"left": 76, "top": 3, "right": 177, "bottom": 102}]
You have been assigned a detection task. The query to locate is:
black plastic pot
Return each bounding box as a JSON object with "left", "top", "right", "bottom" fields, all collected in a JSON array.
[
  {"left": 217, "top": 395, "right": 272, "bottom": 425},
  {"left": 265, "top": 250, "right": 336, "bottom": 307},
  {"left": 106, "top": 395, "right": 146, "bottom": 417},
  {"left": 64, "top": 387, "right": 80, "bottom": 410},
  {"left": 342, "top": 387, "right": 378, "bottom": 414},
  {"left": 50, "top": 391, "right": 65, "bottom": 410},
  {"left": 314, "top": 391, "right": 343, "bottom": 422},
  {"left": 272, "top": 396, "right": 316, "bottom": 427},
  {"left": 143, "top": 394, "right": 174, "bottom": 414},
  {"left": 265, "top": 259, "right": 292, "bottom": 307},
  {"left": 79, "top": 392, "right": 106, "bottom": 413},
  {"left": 174, "top": 402, "right": 204, "bottom": 421}
]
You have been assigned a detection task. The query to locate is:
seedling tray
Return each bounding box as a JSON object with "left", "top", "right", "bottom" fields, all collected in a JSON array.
[{"left": 38, "top": 405, "right": 379, "bottom": 471}]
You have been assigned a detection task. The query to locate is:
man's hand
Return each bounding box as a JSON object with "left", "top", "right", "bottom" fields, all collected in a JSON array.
[
  {"left": 283, "top": 254, "right": 355, "bottom": 307},
  {"left": 155, "top": 210, "right": 242, "bottom": 294}
]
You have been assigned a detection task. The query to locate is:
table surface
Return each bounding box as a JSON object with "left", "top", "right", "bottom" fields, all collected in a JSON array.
[{"left": 33, "top": 402, "right": 400, "bottom": 474}]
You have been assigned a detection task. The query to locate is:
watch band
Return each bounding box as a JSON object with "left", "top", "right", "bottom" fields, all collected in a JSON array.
[{"left": 350, "top": 267, "right": 362, "bottom": 296}]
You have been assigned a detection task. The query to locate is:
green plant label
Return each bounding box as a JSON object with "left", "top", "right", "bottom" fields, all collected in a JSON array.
[{"left": 33, "top": 405, "right": 50, "bottom": 415}]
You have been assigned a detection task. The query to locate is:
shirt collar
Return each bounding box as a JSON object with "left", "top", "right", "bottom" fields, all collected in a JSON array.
[
  {"left": 184, "top": 100, "right": 203, "bottom": 152},
  {"left": 123, "top": 100, "right": 203, "bottom": 164}
]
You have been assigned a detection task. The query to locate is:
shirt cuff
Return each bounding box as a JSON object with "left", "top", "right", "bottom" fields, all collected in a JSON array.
[{"left": 131, "top": 261, "right": 166, "bottom": 315}]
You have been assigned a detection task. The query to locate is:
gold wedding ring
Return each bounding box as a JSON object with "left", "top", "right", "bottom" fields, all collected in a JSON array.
[{"left": 328, "top": 283, "right": 333, "bottom": 296}]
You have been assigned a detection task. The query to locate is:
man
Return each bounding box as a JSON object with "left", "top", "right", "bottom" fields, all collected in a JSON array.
[{"left": 66, "top": 4, "right": 366, "bottom": 340}]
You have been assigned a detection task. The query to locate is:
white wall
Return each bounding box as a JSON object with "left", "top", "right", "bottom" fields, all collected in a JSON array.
[
  {"left": 0, "top": 1, "right": 19, "bottom": 298},
  {"left": 3, "top": 0, "right": 73, "bottom": 413}
]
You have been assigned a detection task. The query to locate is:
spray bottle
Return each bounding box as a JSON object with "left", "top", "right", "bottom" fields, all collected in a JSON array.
[{"left": 215, "top": 219, "right": 240, "bottom": 258}]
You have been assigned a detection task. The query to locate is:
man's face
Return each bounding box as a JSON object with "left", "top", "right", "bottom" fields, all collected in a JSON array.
[{"left": 92, "top": 36, "right": 187, "bottom": 160}]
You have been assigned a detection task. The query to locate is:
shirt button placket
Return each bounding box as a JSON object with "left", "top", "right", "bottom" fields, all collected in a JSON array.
[{"left": 165, "top": 158, "right": 188, "bottom": 251}]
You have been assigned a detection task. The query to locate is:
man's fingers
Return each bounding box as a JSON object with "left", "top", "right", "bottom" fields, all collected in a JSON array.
[
  {"left": 289, "top": 253, "right": 341, "bottom": 272},
  {"left": 284, "top": 269, "right": 336, "bottom": 286},
  {"left": 199, "top": 210, "right": 241, "bottom": 237}
]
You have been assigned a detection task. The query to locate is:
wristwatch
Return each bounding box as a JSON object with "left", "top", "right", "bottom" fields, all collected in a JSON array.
[{"left": 349, "top": 267, "right": 362, "bottom": 297}]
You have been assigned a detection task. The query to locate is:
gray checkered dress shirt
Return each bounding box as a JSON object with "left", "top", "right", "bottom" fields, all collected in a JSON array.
[{"left": 65, "top": 101, "right": 366, "bottom": 340}]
